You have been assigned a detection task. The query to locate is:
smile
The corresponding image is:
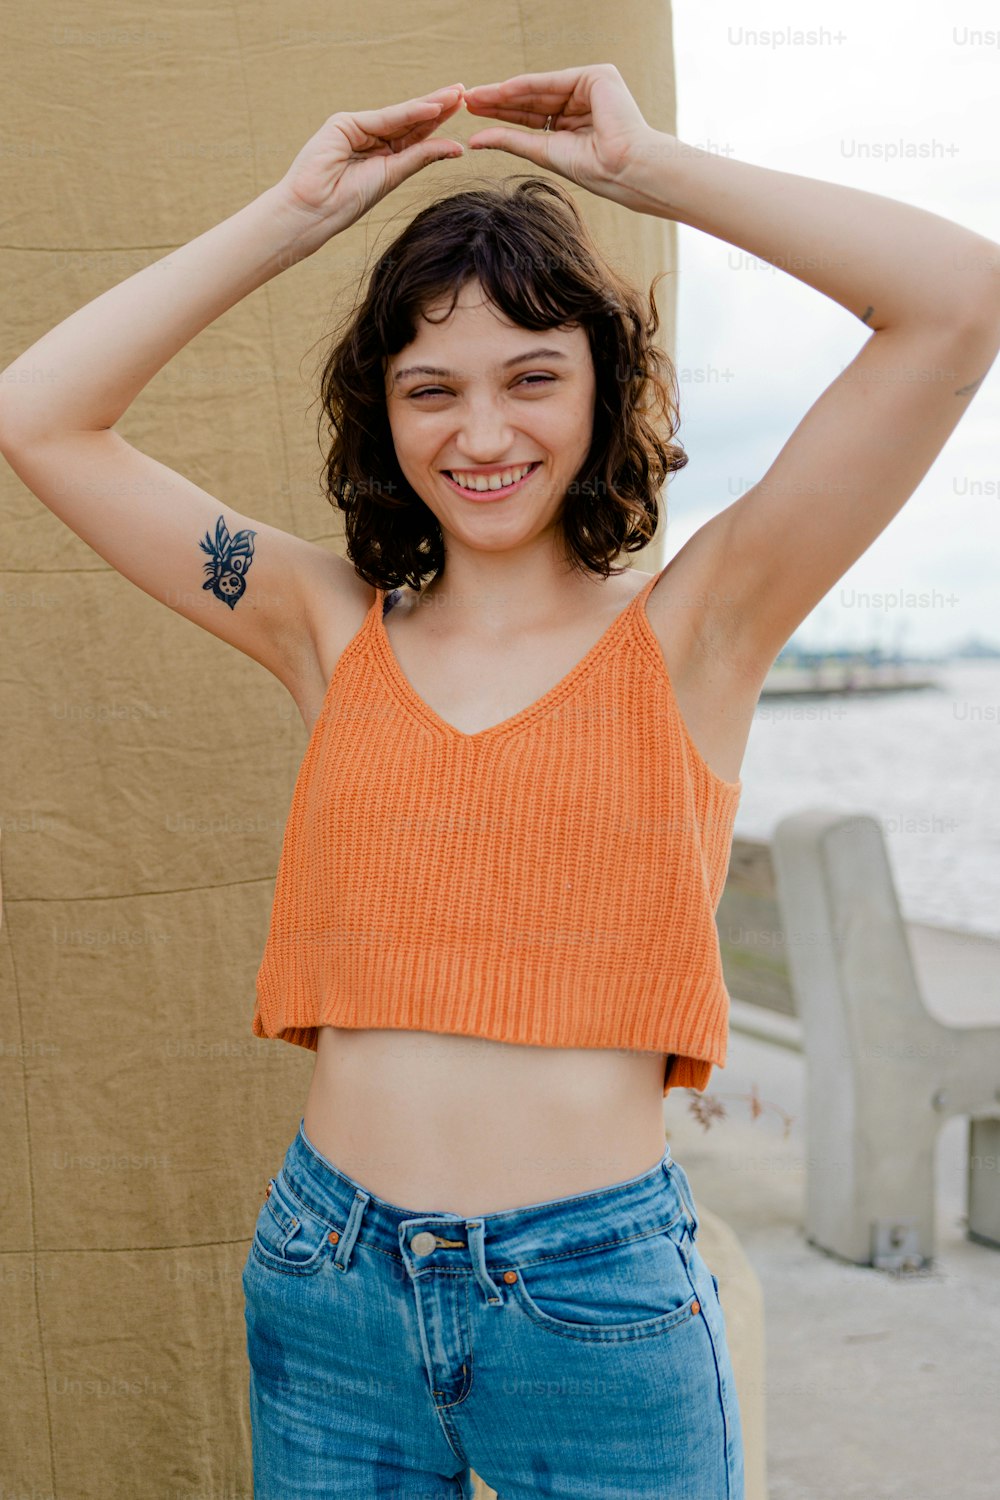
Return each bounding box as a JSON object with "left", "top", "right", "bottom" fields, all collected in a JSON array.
[{"left": 441, "top": 461, "right": 542, "bottom": 500}]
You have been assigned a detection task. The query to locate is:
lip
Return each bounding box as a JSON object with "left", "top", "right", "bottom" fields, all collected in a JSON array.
[{"left": 441, "top": 461, "right": 542, "bottom": 501}]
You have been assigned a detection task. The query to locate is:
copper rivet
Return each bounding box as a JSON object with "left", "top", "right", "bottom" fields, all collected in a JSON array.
[
  {"left": 692, "top": 1300, "right": 701, "bottom": 1316},
  {"left": 328, "top": 1231, "right": 339, "bottom": 1244},
  {"left": 264, "top": 1184, "right": 272, "bottom": 1198},
  {"left": 503, "top": 1270, "right": 517, "bottom": 1283}
]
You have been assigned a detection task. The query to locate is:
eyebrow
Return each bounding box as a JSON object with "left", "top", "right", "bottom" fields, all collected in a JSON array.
[{"left": 391, "top": 347, "right": 570, "bottom": 382}]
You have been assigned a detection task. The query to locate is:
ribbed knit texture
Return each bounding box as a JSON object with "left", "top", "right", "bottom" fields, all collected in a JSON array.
[{"left": 252, "top": 565, "right": 742, "bottom": 1096}]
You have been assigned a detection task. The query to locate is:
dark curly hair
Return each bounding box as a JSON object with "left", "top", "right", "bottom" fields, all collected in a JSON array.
[{"left": 315, "top": 174, "right": 688, "bottom": 590}]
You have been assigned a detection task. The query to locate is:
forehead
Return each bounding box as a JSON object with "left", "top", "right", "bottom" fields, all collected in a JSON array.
[{"left": 386, "top": 294, "right": 586, "bottom": 381}]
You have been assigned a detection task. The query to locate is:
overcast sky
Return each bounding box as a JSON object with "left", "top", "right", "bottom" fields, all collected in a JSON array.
[{"left": 665, "top": 1, "right": 999, "bottom": 656}]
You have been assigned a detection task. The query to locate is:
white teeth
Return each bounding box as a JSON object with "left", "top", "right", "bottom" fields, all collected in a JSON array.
[{"left": 447, "top": 463, "right": 536, "bottom": 492}]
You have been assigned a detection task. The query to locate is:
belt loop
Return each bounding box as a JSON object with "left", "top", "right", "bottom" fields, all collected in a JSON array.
[
  {"left": 669, "top": 1159, "right": 700, "bottom": 1242},
  {"left": 333, "top": 1188, "right": 370, "bottom": 1272},
  {"left": 465, "top": 1219, "right": 504, "bottom": 1306}
]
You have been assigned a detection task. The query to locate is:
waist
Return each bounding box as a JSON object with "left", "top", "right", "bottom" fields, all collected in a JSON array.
[
  {"left": 275, "top": 1115, "right": 685, "bottom": 1262},
  {"left": 311, "top": 1023, "right": 669, "bottom": 1108},
  {"left": 302, "top": 1025, "right": 670, "bottom": 1215}
]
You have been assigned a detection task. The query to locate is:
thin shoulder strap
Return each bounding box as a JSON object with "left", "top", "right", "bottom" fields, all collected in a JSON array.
[{"left": 382, "top": 587, "right": 403, "bottom": 618}]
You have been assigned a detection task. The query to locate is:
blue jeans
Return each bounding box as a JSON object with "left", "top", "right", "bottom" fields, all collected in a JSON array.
[{"left": 242, "top": 1118, "right": 745, "bottom": 1498}]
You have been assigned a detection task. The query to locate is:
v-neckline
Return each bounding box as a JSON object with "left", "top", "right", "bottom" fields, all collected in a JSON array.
[{"left": 371, "top": 567, "right": 667, "bottom": 743}]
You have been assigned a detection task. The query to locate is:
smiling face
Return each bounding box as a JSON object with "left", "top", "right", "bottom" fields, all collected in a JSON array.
[{"left": 383, "top": 280, "right": 597, "bottom": 562}]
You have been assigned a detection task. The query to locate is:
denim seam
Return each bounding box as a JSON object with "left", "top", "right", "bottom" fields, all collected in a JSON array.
[
  {"left": 432, "top": 1276, "right": 475, "bottom": 1409},
  {"left": 510, "top": 1278, "right": 701, "bottom": 1344},
  {"left": 491, "top": 1214, "right": 687, "bottom": 1271},
  {"left": 432, "top": 1401, "right": 473, "bottom": 1467},
  {"left": 249, "top": 1237, "right": 330, "bottom": 1277},
  {"left": 260, "top": 1182, "right": 298, "bottom": 1247},
  {"left": 678, "top": 1251, "right": 735, "bottom": 1499},
  {"left": 668, "top": 1162, "right": 700, "bottom": 1238},
  {"left": 344, "top": 1210, "right": 688, "bottom": 1271},
  {"left": 252, "top": 1174, "right": 338, "bottom": 1275},
  {"left": 278, "top": 1171, "right": 346, "bottom": 1237}
]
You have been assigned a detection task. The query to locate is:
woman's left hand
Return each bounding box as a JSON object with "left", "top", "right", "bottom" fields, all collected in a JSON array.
[{"left": 462, "top": 64, "right": 659, "bottom": 208}]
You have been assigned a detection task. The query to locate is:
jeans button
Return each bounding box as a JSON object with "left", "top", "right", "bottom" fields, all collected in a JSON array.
[{"left": 411, "top": 1231, "right": 437, "bottom": 1256}]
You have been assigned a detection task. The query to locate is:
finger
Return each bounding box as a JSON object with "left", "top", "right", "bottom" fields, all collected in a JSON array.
[
  {"left": 383, "top": 137, "right": 465, "bottom": 191},
  {"left": 394, "top": 94, "right": 467, "bottom": 150},
  {"left": 463, "top": 68, "right": 585, "bottom": 100},
  {"left": 464, "top": 94, "right": 567, "bottom": 124},
  {"left": 417, "top": 86, "right": 466, "bottom": 129},
  {"left": 421, "top": 83, "right": 466, "bottom": 114},
  {"left": 466, "top": 128, "right": 548, "bottom": 168},
  {"left": 466, "top": 105, "right": 567, "bottom": 131},
  {"left": 351, "top": 88, "right": 462, "bottom": 142}
]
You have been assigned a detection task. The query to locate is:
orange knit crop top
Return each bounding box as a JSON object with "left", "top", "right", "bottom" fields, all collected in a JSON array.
[{"left": 252, "top": 564, "right": 742, "bottom": 1096}]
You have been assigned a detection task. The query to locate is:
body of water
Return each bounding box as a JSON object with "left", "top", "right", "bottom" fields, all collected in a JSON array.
[{"left": 734, "top": 659, "right": 1000, "bottom": 940}]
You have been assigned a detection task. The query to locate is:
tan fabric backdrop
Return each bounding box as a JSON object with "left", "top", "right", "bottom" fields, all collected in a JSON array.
[{"left": 0, "top": 5, "right": 680, "bottom": 1495}]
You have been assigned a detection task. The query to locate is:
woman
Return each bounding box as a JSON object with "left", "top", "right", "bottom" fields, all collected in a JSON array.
[{"left": 2, "top": 63, "right": 996, "bottom": 1500}]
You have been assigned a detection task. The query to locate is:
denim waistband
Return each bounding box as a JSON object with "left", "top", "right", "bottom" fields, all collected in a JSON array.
[{"left": 278, "top": 1117, "right": 695, "bottom": 1274}]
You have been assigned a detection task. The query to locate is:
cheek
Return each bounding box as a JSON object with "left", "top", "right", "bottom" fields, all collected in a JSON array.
[
  {"left": 390, "top": 410, "right": 439, "bottom": 459},
  {"left": 546, "top": 394, "right": 592, "bottom": 445},
  {"left": 385, "top": 425, "right": 425, "bottom": 481}
]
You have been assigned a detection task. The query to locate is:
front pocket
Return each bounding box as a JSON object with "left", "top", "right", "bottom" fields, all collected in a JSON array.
[
  {"left": 509, "top": 1224, "right": 701, "bottom": 1343},
  {"left": 250, "top": 1172, "right": 333, "bottom": 1276}
]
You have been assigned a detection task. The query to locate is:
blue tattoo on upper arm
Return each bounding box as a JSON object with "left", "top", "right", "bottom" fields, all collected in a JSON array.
[{"left": 198, "top": 515, "right": 257, "bottom": 610}]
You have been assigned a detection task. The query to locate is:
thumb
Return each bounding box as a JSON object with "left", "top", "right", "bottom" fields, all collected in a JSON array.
[
  {"left": 468, "top": 129, "right": 548, "bottom": 168},
  {"left": 385, "top": 138, "right": 465, "bottom": 190}
]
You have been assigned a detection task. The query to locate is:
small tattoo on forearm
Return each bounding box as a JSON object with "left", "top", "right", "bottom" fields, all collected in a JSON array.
[
  {"left": 954, "top": 373, "right": 986, "bottom": 397},
  {"left": 860, "top": 305, "right": 875, "bottom": 325},
  {"left": 198, "top": 515, "right": 257, "bottom": 610}
]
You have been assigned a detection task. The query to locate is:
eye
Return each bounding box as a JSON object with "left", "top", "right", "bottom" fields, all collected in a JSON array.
[{"left": 408, "top": 374, "right": 557, "bottom": 400}]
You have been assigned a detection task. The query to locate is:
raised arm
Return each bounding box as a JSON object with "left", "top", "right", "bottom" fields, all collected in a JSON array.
[
  {"left": 463, "top": 65, "right": 1000, "bottom": 675},
  {"left": 619, "top": 127, "right": 1000, "bottom": 672},
  {"left": 0, "top": 187, "right": 345, "bottom": 689},
  {"left": 0, "top": 86, "right": 466, "bottom": 687}
]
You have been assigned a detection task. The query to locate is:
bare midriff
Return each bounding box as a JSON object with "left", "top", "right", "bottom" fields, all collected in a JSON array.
[{"left": 302, "top": 1024, "right": 672, "bottom": 1216}]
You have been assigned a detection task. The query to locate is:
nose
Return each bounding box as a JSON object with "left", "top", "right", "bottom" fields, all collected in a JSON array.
[{"left": 452, "top": 405, "right": 518, "bottom": 465}]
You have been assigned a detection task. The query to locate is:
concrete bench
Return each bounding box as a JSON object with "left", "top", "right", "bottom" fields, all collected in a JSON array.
[{"left": 760, "top": 807, "right": 1000, "bottom": 1268}]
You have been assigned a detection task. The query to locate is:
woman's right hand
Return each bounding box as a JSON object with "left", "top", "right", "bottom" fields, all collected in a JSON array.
[{"left": 271, "top": 84, "right": 466, "bottom": 243}]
